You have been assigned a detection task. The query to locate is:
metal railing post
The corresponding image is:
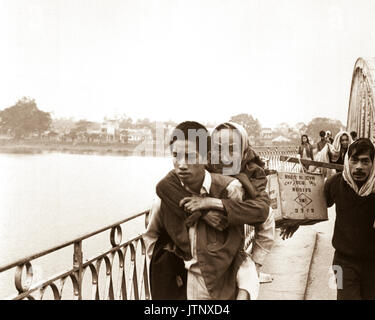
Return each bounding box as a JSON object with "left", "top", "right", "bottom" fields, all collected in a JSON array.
[{"left": 73, "top": 241, "right": 83, "bottom": 300}]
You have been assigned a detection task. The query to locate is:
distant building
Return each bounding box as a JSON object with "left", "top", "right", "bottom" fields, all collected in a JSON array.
[
  {"left": 101, "top": 119, "right": 119, "bottom": 135},
  {"left": 41, "top": 130, "right": 59, "bottom": 142},
  {"left": 101, "top": 119, "right": 120, "bottom": 142},
  {"left": 257, "top": 128, "right": 274, "bottom": 145},
  {"left": 87, "top": 129, "right": 102, "bottom": 135},
  {"left": 127, "top": 128, "right": 153, "bottom": 143},
  {"left": 261, "top": 128, "right": 273, "bottom": 140},
  {"left": 272, "top": 135, "right": 291, "bottom": 145}
]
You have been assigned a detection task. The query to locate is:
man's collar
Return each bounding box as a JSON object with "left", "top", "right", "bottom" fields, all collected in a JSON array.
[
  {"left": 180, "top": 169, "right": 211, "bottom": 195},
  {"left": 201, "top": 169, "right": 212, "bottom": 194}
]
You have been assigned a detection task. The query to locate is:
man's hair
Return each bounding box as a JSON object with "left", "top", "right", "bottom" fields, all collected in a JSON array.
[
  {"left": 214, "top": 122, "right": 236, "bottom": 131},
  {"left": 169, "top": 121, "right": 210, "bottom": 156},
  {"left": 350, "top": 131, "right": 358, "bottom": 140},
  {"left": 319, "top": 130, "right": 326, "bottom": 138},
  {"left": 348, "top": 138, "right": 375, "bottom": 162}
]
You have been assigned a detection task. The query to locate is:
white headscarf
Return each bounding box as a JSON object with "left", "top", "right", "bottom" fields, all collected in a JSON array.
[
  {"left": 212, "top": 121, "right": 265, "bottom": 170},
  {"left": 311, "top": 131, "right": 352, "bottom": 174},
  {"left": 221, "top": 121, "right": 250, "bottom": 158},
  {"left": 342, "top": 149, "right": 375, "bottom": 196},
  {"left": 328, "top": 131, "right": 353, "bottom": 162}
]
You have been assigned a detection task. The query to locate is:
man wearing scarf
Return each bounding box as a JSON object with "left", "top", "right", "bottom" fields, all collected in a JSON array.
[{"left": 324, "top": 138, "right": 375, "bottom": 299}]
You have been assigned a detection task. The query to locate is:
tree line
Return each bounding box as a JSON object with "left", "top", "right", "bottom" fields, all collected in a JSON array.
[
  {"left": 228, "top": 113, "right": 344, "bottom": 145},
  {"left": 0, "top": 97, "right": 345, "bottom": 144}
]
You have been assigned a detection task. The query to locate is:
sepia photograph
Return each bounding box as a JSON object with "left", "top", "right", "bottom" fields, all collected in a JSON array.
[{"left": 1, "top": 0, "right": 375, "bottom": 304}]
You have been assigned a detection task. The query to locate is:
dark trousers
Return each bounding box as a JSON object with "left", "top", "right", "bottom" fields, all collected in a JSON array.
[
  {"left": 150, "top": 235, "right": 187, "bottom": 300},
  {"left": 332, "top": 251, "right": 375, "bottom": 300}
]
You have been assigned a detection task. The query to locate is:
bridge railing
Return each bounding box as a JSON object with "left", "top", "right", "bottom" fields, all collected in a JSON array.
[
  {"left": 0, "top": 146, "right": 300, "bottom": 300},
  {"left": 0, "top": 210, "right": 151, "bottom": 300},
  {"left": 254, "top": 146, "right": 300, "bottom": 172}
]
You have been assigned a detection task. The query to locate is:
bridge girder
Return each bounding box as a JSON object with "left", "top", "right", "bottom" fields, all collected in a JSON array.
[{"left": 347, "top": 57, "right": 375, "bottom": 143}]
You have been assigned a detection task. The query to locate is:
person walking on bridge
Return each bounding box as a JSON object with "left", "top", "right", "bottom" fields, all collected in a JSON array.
[
  {"left": 316, "top": 130, "right": 327, "bottom": 153},
  {"left": 283, "top": 131, "right": 355, "bottom": 239},
  {"left": 313, "top": 131, "right": 353, "bottom": 176},
  {"left": 350, "top": 131, "right": 358, "bottom": 141},
  {"left": 327, "top": 131, "right": 352, "bottom": 168},
  {"left": 326, "top": 131, "right": 334, "bottom": 144},
  {"left": 144, "top": 121, "right": 271, "bottom": 300},
  {"left": 324, "top": 138, "right": 375, "bottom": 300},
  {"left": 298, "top": 134, "right": 314, "bottom": 171}
]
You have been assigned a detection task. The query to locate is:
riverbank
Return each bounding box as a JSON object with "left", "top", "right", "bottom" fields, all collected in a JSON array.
[
  {"left": 0, "top": 140, "right": 299, "bottom": 156},
  {"left": 0, "top": 141, "right": 149, "bottom": 156}
]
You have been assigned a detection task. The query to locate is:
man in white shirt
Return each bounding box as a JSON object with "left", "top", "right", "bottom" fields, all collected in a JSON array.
[{"left": 143, "top": 121, "right": 274, "bottom": 300}]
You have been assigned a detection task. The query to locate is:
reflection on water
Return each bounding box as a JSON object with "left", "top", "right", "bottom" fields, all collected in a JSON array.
[{"left": 0, "top": 153, "right": 172, "bottom": 296}]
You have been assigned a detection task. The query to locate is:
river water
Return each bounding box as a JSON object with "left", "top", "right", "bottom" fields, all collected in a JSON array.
[{"left": 0, "top": 153, "right": 172, "bottom": 298}]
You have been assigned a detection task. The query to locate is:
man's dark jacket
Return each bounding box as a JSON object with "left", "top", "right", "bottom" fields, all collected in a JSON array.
[
  {"left": 324, "top": 173, "right": 375, "bottom": 260},
  {"left": 150, "top": 169, "right": 270, "bottom": 299}
]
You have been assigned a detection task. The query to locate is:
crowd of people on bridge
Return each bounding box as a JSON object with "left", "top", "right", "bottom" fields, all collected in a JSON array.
[{"left": 142, "top": 122, "right": 375, "bottom": 301}]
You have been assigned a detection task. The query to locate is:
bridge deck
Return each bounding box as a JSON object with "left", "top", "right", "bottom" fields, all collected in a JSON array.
[{"left": 259, "top": 207, "right": 336, "bottom": 300}]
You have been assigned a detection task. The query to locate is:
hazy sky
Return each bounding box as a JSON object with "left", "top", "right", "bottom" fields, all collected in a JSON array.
[{"left": 1, "top": 0, "right": 375, "bottom": 128}]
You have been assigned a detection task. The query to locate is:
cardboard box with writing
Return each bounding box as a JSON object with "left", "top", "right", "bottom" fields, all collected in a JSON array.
[{"left": 266, "top": 172, "right": 328, "bottom": 227}]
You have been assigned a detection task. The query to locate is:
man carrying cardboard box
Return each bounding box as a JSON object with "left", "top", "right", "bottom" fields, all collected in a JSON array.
[{"left": 324, "top": 138, "right": 375, "bottom": 299}]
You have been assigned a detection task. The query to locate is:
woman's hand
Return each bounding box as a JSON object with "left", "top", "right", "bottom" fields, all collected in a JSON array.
[
  {"left": 203, "top": 210, "right": 228, "bottom": 231},
  {"left": 179, "top": 196, "right": 218, "bottom": 212}
]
